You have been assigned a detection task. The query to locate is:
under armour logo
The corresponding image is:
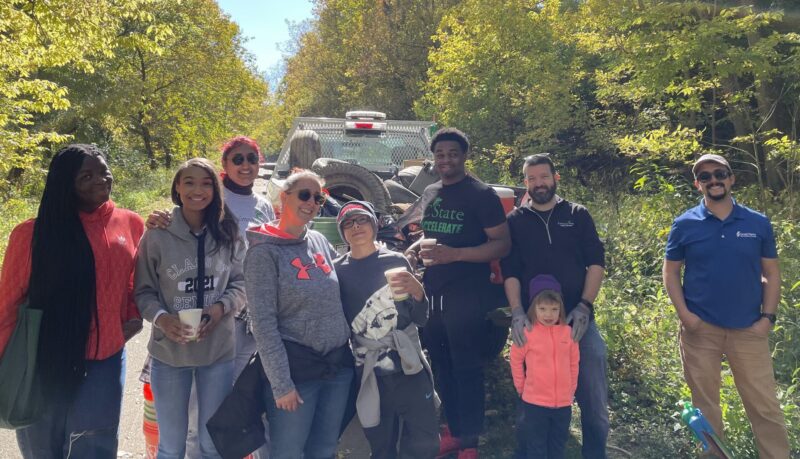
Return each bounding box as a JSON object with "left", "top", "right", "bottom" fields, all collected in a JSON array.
[
  {"left": 116, "top": 235, "right": 127, "bottom": 245},
  {"left": 290, "top": 254, "right": 332, "bottom": 280}
]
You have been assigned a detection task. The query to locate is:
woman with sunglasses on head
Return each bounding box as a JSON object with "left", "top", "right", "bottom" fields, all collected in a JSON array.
[
  {"left": 245, "top": 170, "right": 354, "bottom": 459},
  {"left": 0, "top": 144, "right": 144, "bottom": 458},
  {"left": 135, "top": 157, "right": 246, "bottom": 459}
]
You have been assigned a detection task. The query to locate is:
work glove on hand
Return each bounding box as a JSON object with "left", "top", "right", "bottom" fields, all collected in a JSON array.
[
  {"left": 566, "top": 303, "right": 592, "bottom": 342},
  {"left": 511, "top": 307, "right": 532, "bottom": 346}
]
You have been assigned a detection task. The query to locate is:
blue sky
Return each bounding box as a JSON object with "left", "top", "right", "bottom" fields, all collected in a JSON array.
[{"left": 217, "top": 0, "right": 314, "bottom": 82}]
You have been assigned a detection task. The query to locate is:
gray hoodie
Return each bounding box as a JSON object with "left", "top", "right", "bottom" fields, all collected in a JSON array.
[
  {"left": 245, "top": 224, "right": 350, "bottom": 399},
  {"left": 135, "top": 207, "right": 246, "bottom": 367}
]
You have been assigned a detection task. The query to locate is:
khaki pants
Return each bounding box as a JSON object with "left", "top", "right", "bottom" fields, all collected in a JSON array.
[{"left": 680, "top": 320, "right": 790, "bottom": 459}]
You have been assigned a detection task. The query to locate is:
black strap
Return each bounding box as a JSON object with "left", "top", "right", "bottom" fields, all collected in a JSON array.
[{"left": 193, "top": 229, "right": 207, "bottom": 309}]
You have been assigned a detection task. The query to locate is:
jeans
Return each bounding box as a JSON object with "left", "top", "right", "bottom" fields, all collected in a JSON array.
[
  {"left": 265, "top": 367, "right": 353, "bottom": 459},
  {"left": 520, "top": 402, "right": 571, "bottom": 459},
  {"left": 574, "top": 322, "right": 609, "bottom": 459},
  {"left": 150, "top": 357, "right": 234, "bottom": 459},
  {"left": 680, "top": 320, "right": 789, "bottom": 459},
  {"left": 17, "top": 350, "right": 125, "bottom": 459}
]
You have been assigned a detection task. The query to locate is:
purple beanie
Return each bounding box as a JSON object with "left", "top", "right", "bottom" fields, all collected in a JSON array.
[{"left": 528, "top": 274, "right": 562, "bottom": 304}]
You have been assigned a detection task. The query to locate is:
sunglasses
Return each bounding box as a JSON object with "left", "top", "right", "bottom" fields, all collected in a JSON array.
[
  {"left": 696, "top": 169, "right": 731, "bottom": 183},
  {"left": 341, "top": 215, "right": 372, "bottom": 230},
  {"left": 289, "top": 188, "right": 327, "bottom": 205},
  {"left": 230, "top": 152, "right": 259, "bottom": 166}
]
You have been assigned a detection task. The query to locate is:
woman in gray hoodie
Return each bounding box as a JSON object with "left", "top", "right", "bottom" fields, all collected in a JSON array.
[
  {"left": 135, "top": 158, "right": 246, "bottom": 459},
  {"left": 244, "top": 170, "right": 353, "bottom": 459}
]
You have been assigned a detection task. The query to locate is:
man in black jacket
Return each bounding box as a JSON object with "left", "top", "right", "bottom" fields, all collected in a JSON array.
[{"left": 500, "top": 153, "right": 609, "bottom": 458}]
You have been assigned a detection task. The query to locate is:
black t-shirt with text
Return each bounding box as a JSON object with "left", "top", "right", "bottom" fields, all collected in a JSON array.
[{"left": 421, "top": 176, "right": 506, "bottom": 293}]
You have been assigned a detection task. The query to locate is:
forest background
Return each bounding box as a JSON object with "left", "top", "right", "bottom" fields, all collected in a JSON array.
[{"left": 1, "top": 0, "right": 798, "bottom": 457}]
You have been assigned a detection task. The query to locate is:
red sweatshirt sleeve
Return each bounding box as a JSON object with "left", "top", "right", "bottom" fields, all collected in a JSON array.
[
  {"left": 509, "top": 341, "right": 526, "bottom": 395},
  {"left": 0, "top": 221, "right": 34, "bottom": 357}
]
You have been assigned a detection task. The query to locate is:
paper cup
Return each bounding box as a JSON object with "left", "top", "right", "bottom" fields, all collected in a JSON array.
[
  {"left": 420, "top": 238, "right": 437, "bottom": 266},
  {"left": 384, "top": 267, "right": 410, "bottom": 301},
  {"left": 178, "top": 309, "right": 203, "bottom": 340}
]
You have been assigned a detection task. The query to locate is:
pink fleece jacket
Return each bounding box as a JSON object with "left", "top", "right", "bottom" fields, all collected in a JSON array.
[{"left": 509, "top": 323, "right": 579, "bottom": 408}]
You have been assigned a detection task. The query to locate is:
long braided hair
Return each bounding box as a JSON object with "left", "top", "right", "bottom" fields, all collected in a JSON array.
[{"left": 29, "top": 144, "right": 104, "bottom": 400}]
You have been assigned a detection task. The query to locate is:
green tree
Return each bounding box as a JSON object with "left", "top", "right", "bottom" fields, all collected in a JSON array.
[{"left": 0, "top": 0, "right": 155, "bottom": 184}]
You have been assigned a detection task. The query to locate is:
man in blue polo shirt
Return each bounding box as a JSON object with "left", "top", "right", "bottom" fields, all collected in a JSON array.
[{"left": 663, "top": 154, "right": 789, "bottom": 458}]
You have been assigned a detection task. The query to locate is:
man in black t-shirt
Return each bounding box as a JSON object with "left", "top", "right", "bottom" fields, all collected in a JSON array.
[
  {"left": 415, "top": 128, "right": 510, "bottom": 459},
  {"left": 501, "top": 153, "right": 609, "bottom": 459}
]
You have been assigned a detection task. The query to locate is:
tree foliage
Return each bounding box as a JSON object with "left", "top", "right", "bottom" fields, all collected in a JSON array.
[
  {"left": 0, "top": 0, "right": 156, "bottom": 180},
  {"left": 0, "top": 0, "right": 269, "bottom": 191}
]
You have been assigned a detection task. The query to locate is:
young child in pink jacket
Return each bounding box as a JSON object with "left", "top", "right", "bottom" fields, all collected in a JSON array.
[{"left": 510, "top": 274, "right": 579, "bottom": 458}]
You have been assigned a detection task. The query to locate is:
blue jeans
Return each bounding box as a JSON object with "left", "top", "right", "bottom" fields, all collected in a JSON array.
[
  {"left": 150, "top": 357, "right": 234, "bottom": 459},
  {"left": 575, "top": 322, "right": 609, "bottom": 459},
  {"left": 265, "top": 367, "right": 353, "bottom": 459},
  {"left": 17, "top": 349, "right": 125, "bottom": 459}
]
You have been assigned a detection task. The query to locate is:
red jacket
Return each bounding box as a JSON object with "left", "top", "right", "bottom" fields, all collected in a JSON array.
[
  {"left": 0, "top": 201, "right": 144, "bottom": 359},
  {"left": 510, "top": 323, "right": 579, "bottom": 408}
]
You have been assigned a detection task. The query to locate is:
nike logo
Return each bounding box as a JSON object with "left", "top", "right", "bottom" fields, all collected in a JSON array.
[{"left": 425, "top": 392, "right": 433, "bottom": 399}]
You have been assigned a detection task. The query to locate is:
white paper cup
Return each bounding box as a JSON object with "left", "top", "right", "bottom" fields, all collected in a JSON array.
[
  {"left": 420, "top": 238, "right": 437, "bottom": 266},
  {"left": 384, "top": 267, "right": 410, "bottom": 301},
  {"left": 178, "top": 309, "right": 203, "bottom": 340}
]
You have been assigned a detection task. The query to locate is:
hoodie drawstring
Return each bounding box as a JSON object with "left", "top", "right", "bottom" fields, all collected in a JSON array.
[
  {"left": 193, "top": 229, "right": 207, "bottom": 309},
  {"left": 428, "top": 294, "right": 446, "bottom": 314}
]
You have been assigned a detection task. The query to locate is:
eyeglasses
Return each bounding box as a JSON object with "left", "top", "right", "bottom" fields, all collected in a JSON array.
[
  {"left": 288, "top": 188, "right": 326, "bottom": 205},
  {"left": 341, "top": 215, "right": 372, "bottom": 230},
  {"left": 231, "top": 152, "right": 259, "bottom": 166},
  {"left": 696, "top": 169, "right": 731, "bottom": 182}
]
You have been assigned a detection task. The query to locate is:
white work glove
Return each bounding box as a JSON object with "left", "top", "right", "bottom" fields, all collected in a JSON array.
[
  {"left": 566, "top": 303, "right": 592, "bottom": 342},
  {"left": 511, "top": 307, "right": 532, "bottom": 346}
]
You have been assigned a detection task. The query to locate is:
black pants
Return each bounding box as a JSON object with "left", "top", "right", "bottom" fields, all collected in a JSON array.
[
  {"left": 423, "top": 278, "right": 496, "bottom": 449},
  {"left": 363, "top": 371, "right": 439, "bottom": 459},
  {"left": 518, "top": 402, "right": 571, "bottom": 459},
  {"left": 424, "top": 310, "right": 485, "bottom": 448}
]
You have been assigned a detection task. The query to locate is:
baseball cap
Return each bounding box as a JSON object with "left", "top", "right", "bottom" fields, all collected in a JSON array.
[{"left": 692, "top": 154, "right": 732, "bottom": 176}]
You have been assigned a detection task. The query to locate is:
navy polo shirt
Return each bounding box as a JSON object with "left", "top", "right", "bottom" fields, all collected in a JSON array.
[{"left": 665, "top": 199, "right": 777, "bottom": 328}]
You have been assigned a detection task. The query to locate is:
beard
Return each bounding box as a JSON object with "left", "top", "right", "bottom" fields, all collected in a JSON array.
[
  {"left": 529, "top": 182, "right": 557, "bottom": 204},
  {"left": 704, "top": 183, "right": 729, "bottom": 201}
]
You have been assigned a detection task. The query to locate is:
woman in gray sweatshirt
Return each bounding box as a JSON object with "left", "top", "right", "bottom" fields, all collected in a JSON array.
[
  {"left": 135, "top": 158, "right": 246, "bottom": 459},
  {"left": 244, "top": 170, "right": 353, "bottom": 459}
]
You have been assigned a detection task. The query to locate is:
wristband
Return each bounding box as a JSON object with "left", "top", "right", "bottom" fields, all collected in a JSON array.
[{"left": 578, "top": 299, "right": 595, "bottom": 319}]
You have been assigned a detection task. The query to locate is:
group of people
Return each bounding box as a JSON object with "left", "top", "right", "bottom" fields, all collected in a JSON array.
[{"left": 0, "top": 125, "right": 790, "bottom": 459}]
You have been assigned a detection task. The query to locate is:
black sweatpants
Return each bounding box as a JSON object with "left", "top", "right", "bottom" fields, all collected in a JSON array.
[
  {"left": 363, "top": 371, "right": 439, "bottom": 459},
  {"left": 423, "top": 277, "right": 497, "bottom": 449},
  {"left": 519, "top": 402, "right": 571, "bottom": 459}
]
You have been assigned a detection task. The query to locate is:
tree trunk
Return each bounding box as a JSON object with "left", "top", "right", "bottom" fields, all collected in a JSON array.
[{"left": 138, "top": 112, "right": 157, "bottom": 170}]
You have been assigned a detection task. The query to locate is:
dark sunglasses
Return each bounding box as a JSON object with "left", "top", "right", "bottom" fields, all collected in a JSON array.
[
  {"left": 696, "top": 169, "right": 731, "bottom": 182},
  {"left": 230, "top": 152, "right": 259, "bottom": 166},
  {"left": 289, "top": 188, "right": 327, "bottom": 205},
  {"left": 341, "top": 215, "right": 372, "bottom": 230}
]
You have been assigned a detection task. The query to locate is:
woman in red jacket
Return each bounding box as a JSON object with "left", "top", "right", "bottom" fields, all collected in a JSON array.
[
  {"left": 509, "top": 275, "right": 579, "bottom": 459},
  {"left": 0, "top": 144, "right": 144, "bottom": 458}
]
